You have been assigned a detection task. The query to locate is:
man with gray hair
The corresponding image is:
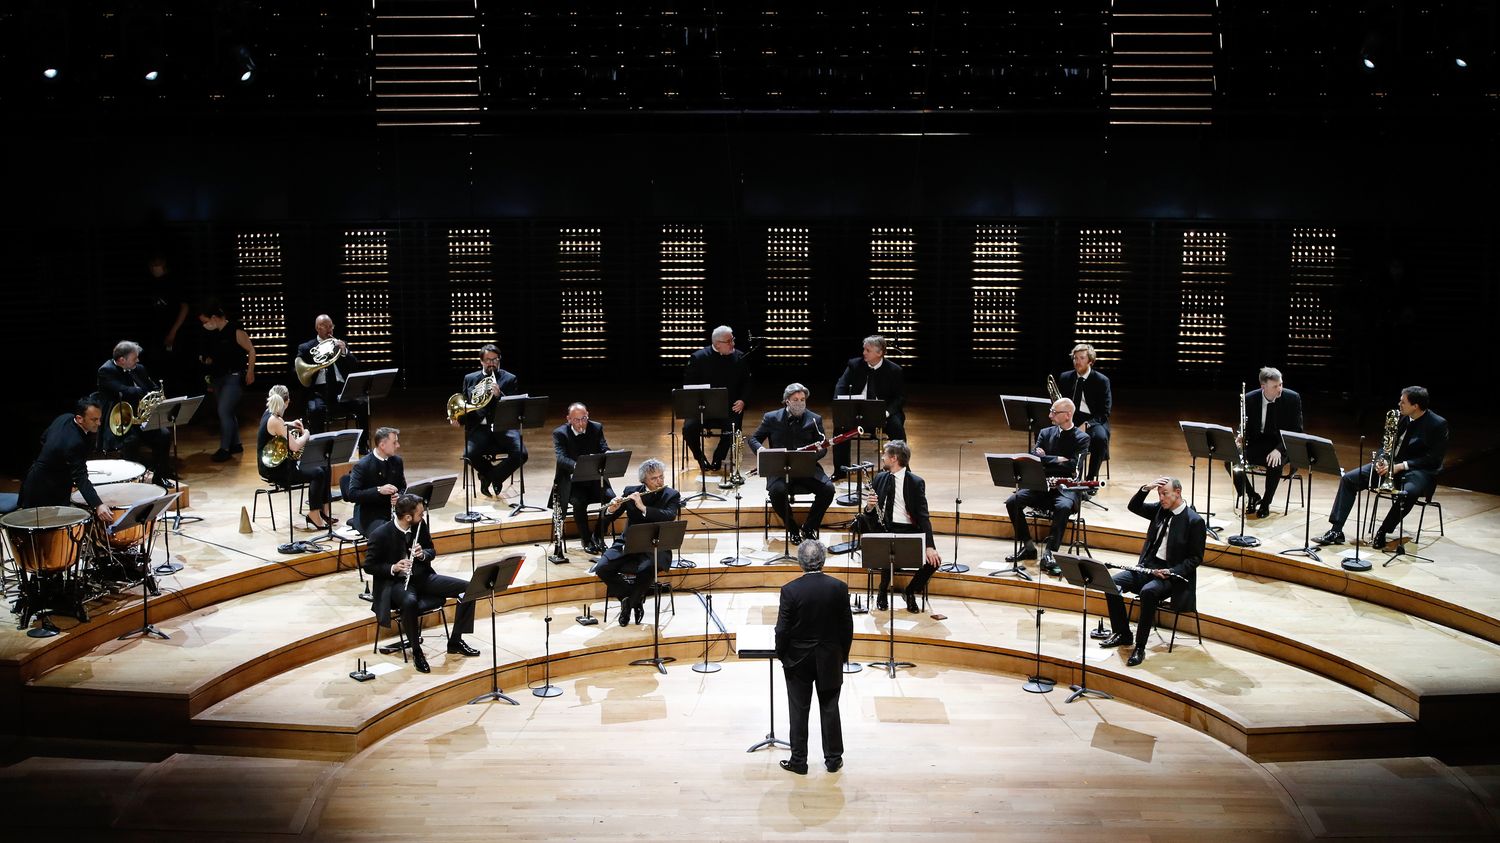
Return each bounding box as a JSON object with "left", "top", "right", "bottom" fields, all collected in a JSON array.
[
  {"left": 97, "top": 339, "right": 174, "bottom": 487},
  {"left": 1228, "top": 367, "right": 1303, "bottom": 519},
  {"left": 749, "top": 383, "right": 837, "bottom": 542},
  {"left": 594, "top": 458, "right": 682, "bottom": 625},
  {"left": 1100, "top": 476, "right": 1205, "bottom": 667},
  {"left": 775, "top": 539, "right": 853, "bottom": 775},
  {"left": 833, "top": 335, "right": 906, "bottom": 480},
  {"left": 682, "top": 325, "right": 751, "bottom": 473}
]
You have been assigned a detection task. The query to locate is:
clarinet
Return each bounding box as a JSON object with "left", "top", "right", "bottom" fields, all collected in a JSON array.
[{"left": 1102, "top": 560, "right": 1189, "bottom": 583}]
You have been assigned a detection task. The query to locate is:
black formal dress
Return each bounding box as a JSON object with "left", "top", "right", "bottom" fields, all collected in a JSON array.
[
  {"left": 858, "top": 469, "right": 939, "bottom": 601},
  {"left": 749, "top": 408, "right": 836, "bottom": 537},
  {"left": 1004, "top": 424, "right": 1090, "bottom": 552},
  {"left": 1327, "top": 409, "right": 1449, "bottom": 536},
  {"left": 1056, "top": 368, "right": 1112, "bottom": 480},
  {"left": 1105, "top": 487, "right": 1206, "bottom": 646},
  {"left": 20, "top": 413, "right": 102, "bottom": 509},
  {"left": 552, "top": 420, "right": 614, "bottom": 545},
  {"left": 363, "top": 518, "right": 474, "bottom": 654},
  {"left": 460, "top": 368, "right": 528, "bottom": 490},
  {"left": 593, "top": 484, "right": 683, "bottom": 611},
  {"left": 96, "top": 359, "right": 174, "bottom": 485},
  {"left": 775, "top": 570, "right": 854, "bottom": 770},
  {"left": 1225, "top": 387, "right": 1304, "bottom": 507},
  {"left": 347, "top": 451, "right": 407, "bottom": 535},
  {"left": 296, "top": 336, "right": 370, "bottom": 445},
  {"left": 681, "top": 345, "right": 751, "bottom": 469},
  {"left": 255, "top": 412, "right": 331, "bottom": 511},
  {"left": 832, "top": 357, "right": 906, "bottom": 475}
]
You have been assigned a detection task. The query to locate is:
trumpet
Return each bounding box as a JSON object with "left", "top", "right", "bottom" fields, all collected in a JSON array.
[
  {"left": 446, "top": 373, "right": 497, "bottom": 421},
  {"left": 295, "top": 337, "right": 346, "bottom": 387}
]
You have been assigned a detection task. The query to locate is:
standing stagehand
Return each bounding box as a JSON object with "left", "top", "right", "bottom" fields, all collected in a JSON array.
[{"left": 195, "top": 301, "right": 257, "bottom": 463}]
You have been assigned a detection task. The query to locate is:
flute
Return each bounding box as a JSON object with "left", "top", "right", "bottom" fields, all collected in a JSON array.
[{"left": 402, "top": 517, "right": 426, "bottom": 591}]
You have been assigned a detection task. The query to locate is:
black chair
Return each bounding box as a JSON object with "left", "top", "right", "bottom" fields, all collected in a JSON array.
[
  {"left": 1023, "top": 501, "right": 1092, "bottom": 558},
  {"left": 334, "top": 474, "right": 371, "bottom": 597},
  {"left": 1124, "top": 577, "right": 1201, "bottom": 653},
  {"left": 1367, "top": 487, "right": 1444, "bottom": 544},
  {"left": 252, "top": 471, "right": 307, "bottom": 531},
  {"left": 1245, "top": 464, "right": 1305, "bottom": 514},
  {"left": 375, "top": 598, "right": 452, "bottom": 663},
  {"left": 0, "top": 492, "right": 19, "bottom": 595},
  {"left": 763, "top": 489, "right": 815, "bottom": 545},
  {"left": 601, "top": 558, "right": 676, "bottom": 624}
]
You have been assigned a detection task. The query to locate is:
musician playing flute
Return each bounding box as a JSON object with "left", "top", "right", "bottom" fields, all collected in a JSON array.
[
  {"left": 1003, "top": 398, "right": 1090, "bottom": 576},
  {"left": 1100, "top": 477, "right": 1206, "bottom": 667},
  {"left": 859, "top": 440, "right": 941, "bottom": 613},
  {"left": 363, "top": 493, "right": 479, "bottom": 674},
  {"left": 592, "top": 459, "right": 682, "bottom": 626},
  {"left": 748, "top": 383, "right": 837, "bottom": 544},
  {"left": 347, "top": 426, "right": 405, "bottom": 535}
]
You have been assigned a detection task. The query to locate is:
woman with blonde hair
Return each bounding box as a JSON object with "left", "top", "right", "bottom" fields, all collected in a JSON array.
[{"left": 257, "top": 384, "right": 334, "bottom": 530}]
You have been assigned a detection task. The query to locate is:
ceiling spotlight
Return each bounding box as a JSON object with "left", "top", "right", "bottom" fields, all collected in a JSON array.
[
  {"left": 1361, "top": 57, "right": 1376, "bottom": 70},
  {"left": 42, "top": 68, "right": 58, "bottom": 79},
  {"left": 240, "top": 69, "right": 253, "bottom": 82},
  {"left": 1455, "top": 57, "right": 1469, "bottom": 69},
  {"left": 235, "top": 46, "right": 256, "bottom": 84},
  {"left": 144, "top": 70, "right": 160, "bottom": 82}
]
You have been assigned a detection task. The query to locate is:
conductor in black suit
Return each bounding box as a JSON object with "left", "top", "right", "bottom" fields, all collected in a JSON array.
[
  {"left": 858, "top": 440, "right": 942, "bottom": 613},
  {"left": 1056, "top": 342, "right": 1112, "bottom": 482},
  {"left": 348, "top": 426, "right": 406, "bottom": 535},
  {"left": 748, "top": 383, "right": 837, "bottom": 542},
  {"left": 552, "top": 402, "right": 613, "bottom": 554},
  {"left": 297, "top": 315, "right": 370, "bottom": 446},
  {"left": 97, "top": 340, "right": 174, "bottom": 488},
  {"left": 453, "top": 343, "right": 528, "bottom": 498},
  {"left": 20, "top": 397, "right": 113, "bottom": 523},
  {"left": 832, "top": 335, "right": 905, "bottom": 479},
  {"left": 1003, "top": 398, "right": 1091, "bottom": 576},
  {"left": 363, "top": 494, "right": 479, "bottom": 674},
  {"left": 775, "top": 539, "right": 854, "bottom": 775},
  {"left": 593, "top": 458, "right": 681, "bottom": 626},
  {"left": 682, "top": 325, "right": 751, "bottom": 472},
  {"left": 1101, "top": 477, "right": 1206, "bottom": 667},
  {"left": 1226, "top": 367, "right": 1304, "bottom": 518}
]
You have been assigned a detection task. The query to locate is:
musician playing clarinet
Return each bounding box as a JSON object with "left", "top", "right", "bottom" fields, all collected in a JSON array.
[
  {"left": 592, "top": 459, "right": 682, "bottom": 627},
  {"left": 1003, "top": 398, "right": 1090, "bottom": 576},
  {"left": 1100, "top": 477, "right": 1205, "bottom": 667},
  {"left": 860, "top": 440, "right": 941, "bottom": 613},
  {"left": 363, "top": 493, "right": 479, "bottom": 674},
  {"left": 748, "top": 383, "right": 837, "bottom": 543}
]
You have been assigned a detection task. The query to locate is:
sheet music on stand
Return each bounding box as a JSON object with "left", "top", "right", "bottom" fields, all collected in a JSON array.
[
  {"left": 1000, "top": 395, "right": 1052, "bottom": 451},
  {"left": 146, "top": 394, "right": 205, "bottom": 535}
]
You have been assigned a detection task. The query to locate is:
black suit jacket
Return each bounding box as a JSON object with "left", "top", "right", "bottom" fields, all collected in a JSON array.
[
  {"left": 683, "top": 346, "right": 751, "bottom": 409},
  {"left": 1127, "top": 486, "right": 1206, "bottom": 585},
  {"left": 96, "top": 360, "right": 161, "bottom": 450},
  {"left": 1057, "top": 369, "right": 1112, "bottom": 425},
  {"left": 296, "top": 336, "right": 358, "bottom": 393},
  {"left": 348, "top": 453, "right": 406, "bottom": 534},
  {"left": 552, "top": 420, "right": 614, "bottom": 501},
  {"left": 21, "top": 413, "right": 101, "bottom": 509},
  {"left": 834, "top": 357, "right": 905, "bottom": 419},
  {"left": 1035, "top": 425, "right": 1091, "bottom": 478},
  {"left": 775, "top": 572, "right": 854, "bottom": 667},
  {"left": 362, "top": 518, "right": 436, "bottom": 625},
  {"left": 869, "top": 469, "right": 936, "bottom": 548},
  {"left": 460, "top": 368, "right": 520, "bottom": 432},
  {"left": 603, "top": 484, "right": 682, "bottom": 559},
  {"left": 748, "top": 409, "right": 829, "bottom": 481},
  {"left": 1244, "top": 387, "right": 1304, "bottom": 451},
  {"left": 1394, "top": 410, "right": 1448, "bottom": 475}
]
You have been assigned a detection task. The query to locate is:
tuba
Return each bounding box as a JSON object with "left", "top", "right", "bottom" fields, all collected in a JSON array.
[
  {"left": 1373, "top": 408, "right": 1402, "bottom": 493},
  {"left": 109, "top": 386, "right": 166, "bottom": 437},
  {"left": 294, "top": 337, "right": 345, "bottom": 387},
  {"left": 446, "top": 373, "right": 497, "bottom": 421}
]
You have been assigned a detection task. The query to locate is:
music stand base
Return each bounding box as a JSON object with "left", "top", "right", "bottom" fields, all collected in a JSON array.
[
  {"left": 26, "top": 624, "right": 60, "bottom": 639},
  {"left": 747, "top": 735, "right": 792, "bottom": 753},
  {"left": 691, "top": 661, "right": 722, "bottom": 674},
  {"left": 631, "top": 656, "right": 675, "bottom": 674},
  {"left": 682, "top": 492, "right": 727, "bottom": 504},
  {"left": 277, "top": 541, "right": 323, "bottom": 555},
  {"left": 1226, "top": 535, "right": 1261, "bottom": 548},
  {"left": 532, "top": 684, "right": 563, "bottom": 698},
  {"left": 469, "top": 691, "right": 519, "bottom": 705},
  {"left": 869, "top": 659, "right": 915, "bottom": 679},
  {"left": 1281, "top": 546, "right": 1321, "bottom": 562},
  {"left": 509, "top": 503, "right": 546, "bottom": 517},
  {"left": 939, "top": 563, "right": 970, "bottom": 574},
  {"left": 118, "top": 625, "right": 169, "bottom": 641},
  {"left": 827, "top": 540, "right": 858, "bottom": 555},
  {"left": 1066, "top": 684, "right": 1112, "bottom": 703},
  {"left": 671, "top": 559, "right": 696, "bottom": 569},
  {"left": 987, "top": 563, "right": 1032, "bottom": 582},
  {"left": 835, "top": 493, "right": 860, "bottom": 507},
  {"left": 153, "top": 560, "right": 185, "bottom": 575},
  {"left": 454, "top": 512, "right": 484, "bottom": 524},
  {"left": 1023, "top": 677, "right": 1056, "bottom": 694},
  {"left": 1340, "top": 551, "right": 1373, "bottom": 572}
]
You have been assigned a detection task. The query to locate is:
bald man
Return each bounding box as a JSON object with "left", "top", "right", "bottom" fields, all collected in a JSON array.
[{"left": 297, "top": 314, "right": 370, "bottom": 451}]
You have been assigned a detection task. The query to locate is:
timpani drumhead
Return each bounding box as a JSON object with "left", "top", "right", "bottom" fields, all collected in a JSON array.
[
  {"left": 72, "top": 482, "right": 161, "bottom": 509},
  {"left": 86, "top": 459, "right": 147, "bottom": 486}
]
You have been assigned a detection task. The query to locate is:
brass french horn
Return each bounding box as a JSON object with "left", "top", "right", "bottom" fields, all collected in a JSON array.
[
  {"left": 109, "top": 388, "right": 165, "bottom": 437},
  {"left": 446, "top": 373, "right": 497, "bottom": 421},
  {"left": 294, "top": 337, "right": 345, "bottom": 387}
]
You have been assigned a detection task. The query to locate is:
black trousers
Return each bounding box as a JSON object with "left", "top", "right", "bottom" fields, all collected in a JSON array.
[
  {"left": 766, "top": 475, "right": 835, "bottom": 534},
  {"left": 1081, "top": 421, "right": 1110, "bottom": 479},
  {"left": 683, "top": 412, "right": 744, "bottom": 467},
  {"left": 1329, "top": 464, "right": 1437, "bottom": 534},
  {"left": 555, "top": 476, "right": 609, "bottom": 543},
  {"left": 1004, "top": 487, "right": 1080, "bottom": 551},
  {"left": 832, "top": 414, "right": 905, "bottom": 476},
  {"left": 860, "top": 517, "right": 937, "bottom": 597},
  {"left": 262, "top": 460, "right": 331, "bottom": 509},
  {"left": 388, "top": 571, "right": 475, "bottom": 650},
  {"left": 1104, "top": 569, "right": 1182, "bottom": 643},
  {"left": 783, "top": 642, "right": 845, "bottom": 767},
  {"left": 121, "top": 429, "right": 175, "bottom": 485},
  {"left": 1225, "top": 441, "right": 1288, "bottom": 504},
  {"left": 306, "top": 389, "right": 370, "bottom": 448},
  {"left": 593, "top": 545, "right": 671, "bottom": 606},
  {"left": 465, "top": 427, "right": 528, "bottom": 487}
]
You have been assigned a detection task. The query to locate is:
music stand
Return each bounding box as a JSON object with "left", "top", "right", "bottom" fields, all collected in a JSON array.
[
  {"left": 832, "top": 397, "right": 886, "bottom": 506},
  {"left": 116, "top": 493, "right": 181, "bottom": 641},
  {"left": 490, "top": 395, "right": 549, "bottom": 516},
  {"left": 1001, "top": 395, "right": 1052, "bottom": 451},
  {"left": 1179, "top": 421, "right": 1232, "bottom": 540},
  {"left": 756, "top": 448, "right": 823, "bottom": 564},
  {"left": 463, "top": 554, "right": 526, "bottom": 705},
  {"left": 338, "top": 368, "right": 398, "bottom": 447},
  {"left": 983, "top": 453, "right": 1046, "bottom": 581},
  {"left": 672, "top": 387, "right": 729, "bottom": 503},
  {"left": 280, "top": 431, "right": 359, "bottom": 555},
  {"left": 737, "top": 629, "right": 793, "bottom": 753},
  {"left": 406, "top": 474, "right": 459, "bottom": 511},
  {"left": 1053, "top": 553, "right": 1118, "bottom": 703},
  {"left": 862, "top": 533, "right": 923, "bottom": 677},
  {"left": 148, "top": 394, "right": 204, "bottom": 536},
  {"left": 571, "top": 450, "right": 631, "bottom": 560},
  {"left": 625, "top": 519, "right": 687, "bottom": 674},
  {"left": 1279, "top": 431, "right": 1340, "bottom": 564}
]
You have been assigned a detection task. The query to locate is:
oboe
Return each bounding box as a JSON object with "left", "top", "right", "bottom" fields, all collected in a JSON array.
[{"left": 1102, "top": 560, "right": 1189, "bottom": 583}]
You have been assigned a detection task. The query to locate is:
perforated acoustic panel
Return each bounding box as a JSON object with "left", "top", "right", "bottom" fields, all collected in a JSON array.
[
  {"left": 341, "top": 229, "right": 394, "bottom": 367},
  {"left": 762, "top": 227, "right": 812, "bottom": 362},
  {"left": 659, "top": 224, "right": 706, "bottom": 363},
  {"left": 1285, "top": 228, "right": 1339, "bottom": 374},
  {"left": 234, "top": 232, "right": 288, "bottom": 364},
  {"left": 558, "top": 227, "right": 606, "bottom": 362},
  {"left": 1178, "top": 230, "right": 1229, "bottom": 372},
  {"left": 870, "top": 226, "right": 917, "bottom": 367},
  {"left": 970, "top": 224, "right": 1023, "bottom": 366},
  {"left": 448, "top": 227, "right": 495, "bottom": 369},
  {"left": 1075, "top": 228, "right": 1127, "bottom": 366}
]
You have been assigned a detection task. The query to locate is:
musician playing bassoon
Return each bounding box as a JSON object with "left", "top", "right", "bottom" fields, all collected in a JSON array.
[
  {"left": 748, "top": 383, "right": 837, "bottom": 543},
  {"left": 1003, "top": 398, "right": 1090, "bottom": 576}
]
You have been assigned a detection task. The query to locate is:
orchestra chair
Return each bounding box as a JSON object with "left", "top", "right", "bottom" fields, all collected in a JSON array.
[
  {"left": 0, "top": 492, "right": 18, "bottom": 593},
  {"left": 763, "top": 489, "right": 815, "bottom": 545},
  {"left": 1367, "top": 487, "right": 1444, "bottom": 544},
  {"left": 602, "top": 558, "right": 676, "bottom": 624},
  {"left": 1023, "top": 500, "right": 1093, "bottom": 558},
  {"left": 1245, "top": 463, "right": 1305, "bottom": 514},
  {"left": 335, "top": 474, "right": 370, "bottom": 597},
  {"left": 375, "top": 597, "right": 452, "bottom": 664},
  {"left": 1123, "top": 577, "right": 1201, "bottom": 653},
  {"left": 251, "top": 470, "right": 307, "bottom": 532}
]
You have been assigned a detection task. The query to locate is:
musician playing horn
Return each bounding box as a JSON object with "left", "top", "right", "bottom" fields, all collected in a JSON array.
[
  {"left": 860, "top": 440, "right": 941, "bottom": 613},
  {"left": 452, "top": 343, "right": 527, "bottom": 499},
  {"left": 257, "top": 385, "right": 333, "bottom": 530},
  {"left": 1227, "top": 367, "right": 1304, "bottom": 519},
  {"left": 1003, "top": 398, "right": 1090, "bottom": 576},
  {"left": 832, "top": 335, "right": 906, "bottom": 480},
  {"left": 749, "top": 383, "right": 837, "bottom": 544},
  {"left": 97, "top": 339, "right": 174, "bottom": 489},
  {"left": 297, "top": 315, "right": 370, "bottom": 449},
  {"left": 592, "top": 459, "right": 682, "bottom": 626},
  {"left": 1056, "top": 342, "right": 1112, "bottom": 482},
  {"left": 1100, "top": 477, "right": 1205, "bottom": 667}
]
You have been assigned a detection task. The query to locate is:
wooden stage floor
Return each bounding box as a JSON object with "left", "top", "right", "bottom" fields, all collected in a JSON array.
[{"left": 3, "top": 384, "right": 1498, "bottom": 839}]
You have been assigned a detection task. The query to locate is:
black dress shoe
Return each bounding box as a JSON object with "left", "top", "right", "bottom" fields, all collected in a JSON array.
[
  {"left": 1313, "top": 529, "right": 1345, "bottom": 546},
  {"left": 1126, "top": 647, "right": 1146, "bottom": 667},
  {"left": 1099, "top": 632, "right": 1134, "bottom": 649},
  {"left": 633, "top": 603, "right": 644, "bottom": 625},
  {"left": 210, "top": 449, "right": 233, "bottom": 463},
  {"left": 787, "top": 529, "right": 803, "bottom": 545},
  {"left": 825, "top": 758, "right": 844, "bottom": 773},
  {"left": 618, "top": 599, "right": 632, "bottom": 627},
  {"left": 779, "top": 760, "right": 808, "bottom": 775},
  {"left": 412, "top": 649, "right": 431, "bottom": 674},
  {"left": 875, "top": 594, "right": 889, "bottom": 612},
  {"left": 1255, "top": 502, "right": 1271, "bottom": 519},
  {"left": 1372, "top": 532, "right": 1388, "bottom": 550},
  {"left": 903, "top": 592, "right": 921, "bottom": 614},
  {"left": 1040, "top": 553, "right": 1062, "bottom": 576},
  {"left": 1246, "top": 491, "right": 1262, "bottom": 512},
  {"left": 447, "top": 639, "right": 480, "bottom": 657},
  {"left": 803, "top": 527, "right": 818, "bottom": 541},
  {"left": 479, "top": 479, "right": 493, "bottom": 497},
  {"left": 709, "top": 461, "right": 723, "bottom": 473},
  {"left": 1006, "top": 547, "right": 1038, "bottom": 564}
]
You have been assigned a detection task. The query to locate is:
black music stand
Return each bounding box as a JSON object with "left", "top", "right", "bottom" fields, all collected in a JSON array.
[
  {"left": 1001, "top": 395, "right": 1052, "bottom": 451},
  {"left": 1053, "top": 553, "right": 1118, "bottom": 703},
  {"left": 463, "top": 554, "right": 526, "bottom": 705},
  {"left": 983, "top": 453, "right": 1046, "bottom": 581},
  {"left": 832, "top": 397, "right": 885, "bottom": 506},
  {"left": 756, "top": 448, "right": 823, "bottom": 564},
  {"left": 148, "top": 394, "right": 204, "bottom": 536},
  {"left": 490, "top": 395, "right": 549, "bottom": 516},
  {"left": 672, "top": 387, "right": 729, "bottom": 503},
  {"left": 116, "top": 493, "right": 181, "bottom": 642},
  {"left": 625, "top": 519, "right": 687, "bottom": 675},
  {"left": 407, "top": 474, "right": 459, "bottom": 511},
  {"left": 862, "top": 533, "right": 923, "bottom": 677},
  {"left": 570, "top": 450, "right": 631, "bottom": 560},
  {"left": 279, "top": 431, "right": 359, "bottom": 555},
  {"left": 1179, "top": 421, "right": 1232, "bottom": 540},
  {"left": 1279, "top": 431, "right": 1340, "bottom": 564},
  {"left": 338, "top": 367, "right": 398, "bottom": 450},
  {"left": 942, "top": 440, "right": 975, "bottom": 574},
  {"left": 737, "top": 631, "right": 793, "bottom": 753}
]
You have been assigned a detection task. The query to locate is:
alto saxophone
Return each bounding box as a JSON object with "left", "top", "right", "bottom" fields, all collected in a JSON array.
[
  {"left": 718, "top": 426, "right": 746, "bottom": 489},
  {"left": 1373, "top": 408, "right": 1402, "bottom": 493}
]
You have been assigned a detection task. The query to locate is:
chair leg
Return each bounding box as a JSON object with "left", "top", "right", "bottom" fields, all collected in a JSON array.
[
  {"left": 1415, "top": 501, "right": 1427, "bottom": 543},
  {"left": 1167, "top": 609, "right": 1180, "bottom": 653}
]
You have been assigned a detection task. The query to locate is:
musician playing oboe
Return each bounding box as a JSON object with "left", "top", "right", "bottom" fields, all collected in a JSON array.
[
  {"left": 363, "top": 493, "right": 479, "bottom": 674},
  {"left": 1100, "top": 477, "right": 1205, "bottom": 667},
  {"left": 859, "top": 440, "right": 941, "bottom": 613},
  {"left": 748, "top": 383, "right": 837, "bottom": 543},
  {"left": 1003, "top": 398, "right": 1090, "bottom": 576},
  {"left": 593, "top": 459, "right": 682, "bottom": 626}
]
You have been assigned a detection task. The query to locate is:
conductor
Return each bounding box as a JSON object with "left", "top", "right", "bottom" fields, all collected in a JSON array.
[{"left": 774, "top": 540, "right": 854, "bottom": 776}]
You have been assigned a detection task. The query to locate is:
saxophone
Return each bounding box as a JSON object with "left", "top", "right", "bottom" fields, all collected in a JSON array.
[
  {"left": 1373, "top": 408, "right": 1402, "bottom": 493},
  {"left": 1046, "top": 374, "right": 1062, "bottom": 403},
  {"left": 718, "top": 426, "right": 746, "bottom": 489},
  {"left": 1232, "top": 381, "right": 1250, "bottom": 475}
]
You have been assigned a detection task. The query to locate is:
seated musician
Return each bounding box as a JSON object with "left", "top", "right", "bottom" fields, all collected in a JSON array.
[
  {"left": 552, "top": 403, "right": 612, "bottom": 554},
  {"left": 832, "top": 335, "right": 905, "bottom": 480},
  {"left": 1100, "top": 477, "right": 1205, "bottom": 667},
  {"left": 682, "top": 325, "right": 750, "bottom": 473},
  {"left": 592, "top": 459, "right": 682, "bottom": 626},
  {"left": 348, "top": 426, "right": 406, "bottom": 535},
  {"left": 1226, "top": 367, "right": 1304, "bottom": 519},
  {"left": 97, "top": 340, "right": 174, "bottom": 489},
  {"left": 363, "top": 493, "right": 479, "bottom": 674},
  {"left": 19, "top": 396, "right": 113, "bottom": 524},
  {"left": 297, "top": 314, "right": 370, "bottom": 448},
  {"left": 1004, "top": 398, "right": 1090, "bottom": 576},
  {"left": 1056, "top": 343, "right": 1112, "bottom": 482},
  {"left": 452, "top": 344, "right": 527, "bottom": 499},
  {"left": 857, "top": 440, "right": 941, "bottom": 613},
  {"left": 257, "top": 385, "right": 333, "bottom": 530},
  {"left": 748, "top": 383, "right": 837, "bottom": 543}
]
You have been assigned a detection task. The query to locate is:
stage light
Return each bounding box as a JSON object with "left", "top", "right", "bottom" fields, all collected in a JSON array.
[
  {"left": 235, "top": 46, "right": 256, "bottom": 84},
  {"left": 1361, "top": 57, "right": 1376, "bottom": 70},
  {"left": 43, "top": 68, "right": 58, "bottom": 79},
  {"left": 144, "top": 70, "right": 160, "bottom": 82},
  {"left": 240, "top": 69, "right": 253, "bottom": 82},
  {"left": 1455, "top": 57, "right": 1469, "bottom": 69}
]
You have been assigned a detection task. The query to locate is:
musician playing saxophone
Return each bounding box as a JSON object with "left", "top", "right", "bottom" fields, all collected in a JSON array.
[
  {"left": 1003, "top": 398, "right": 1090, "bottom": 576},
  {"left": 748, "top": 383, "right": 837, "bottom": 544},
  {"left": 297, "top": 315, "right": 369, "bottom": 446},
  {"left": 859, "top": 440, "right": 942, "bottom": 613},
  {"left": 1225, "top": 367, "right": 1304, "bottom": 519},
  {"left": 1100, "top": 477, "right": 1206, "bottom": 667},
  {"left": 97, "top": 339, "right": 174, "bottom": 488},
  {"left": 1316, "top": 386, "right": 1448, "bottom": 550},
  {"left": 593, "top": 459, "right": 682, "bottom": 626},
  {"left": 451, "top": 343, "right": 527, "bottom": 499}
]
